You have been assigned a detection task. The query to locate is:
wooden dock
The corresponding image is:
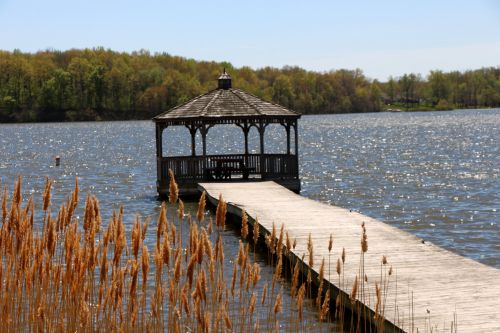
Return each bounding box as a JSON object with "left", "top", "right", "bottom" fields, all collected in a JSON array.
[{"left": 198, "top": 181, "right": 500, "bottom": 333}]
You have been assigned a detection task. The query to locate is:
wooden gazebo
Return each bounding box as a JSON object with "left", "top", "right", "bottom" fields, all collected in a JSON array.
[{"left": 153, "top": 71, "right": 301, "bottom": 198}]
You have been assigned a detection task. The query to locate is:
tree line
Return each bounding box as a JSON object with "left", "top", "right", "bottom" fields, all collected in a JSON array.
[{"left": 0, "top": 48, "right": 499, "bottom": 122}]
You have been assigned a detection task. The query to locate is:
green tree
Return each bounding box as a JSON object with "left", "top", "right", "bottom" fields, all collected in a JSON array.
[
  {"left": 272, "top": 74, "right": 295, "bottom": 108},
  {"left": 428, "top": 70, "right": 451, "bottom": 105}
]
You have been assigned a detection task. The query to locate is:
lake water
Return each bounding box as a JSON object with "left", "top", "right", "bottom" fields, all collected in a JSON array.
[{"left": 0, "top": 109, "right": 498, "bottom": 272}]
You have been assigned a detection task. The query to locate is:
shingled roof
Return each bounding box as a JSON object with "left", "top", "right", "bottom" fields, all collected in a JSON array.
[{"left": 153, "top": 73, "right": 300, "bottom": 123}]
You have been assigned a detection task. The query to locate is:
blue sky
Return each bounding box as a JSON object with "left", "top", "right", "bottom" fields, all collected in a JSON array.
[{"left": 1, "top": 0, "right": 499, "bottom": 80}]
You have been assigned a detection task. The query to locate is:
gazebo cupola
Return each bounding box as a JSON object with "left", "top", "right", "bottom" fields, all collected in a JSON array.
[
  {"left": 218, "top": 70, "right": 232, "bottom": 89},
  {"left": 153, "top": 71, "right": 301, "bottom": 198}
]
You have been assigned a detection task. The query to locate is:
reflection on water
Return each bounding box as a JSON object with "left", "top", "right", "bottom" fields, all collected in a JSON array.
[
  {"left": 0, "top": 108, "right": 498, "bottom": 272},
  {"left": 300, "top": 109, "right": 499, "bottom": 268}
]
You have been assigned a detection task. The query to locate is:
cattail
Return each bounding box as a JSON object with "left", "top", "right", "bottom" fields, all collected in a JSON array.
[
  {"left": 42, "top": 177, "right": 52, "bottom": 211},
  {"left": 265, "top": 234, "right": 271, "bottom": 252},
  {"left": 207, "top": 216, "right": 213, "bottom": 234},
  {"left": 296, "top": 283, "right": 306, "bottom": 321},
  {"left": 215, "top": 195, "right": 227, "bottom": 229},
  {"left": 215, "top": 235, "right": 224, "bottom": 264},
  {"left": 142, "top": 245, "right": 150, "bottom": 292},
  {"left": 374, "top": 282, "right": 381, "bottom": 319},
  {"left": 200, "top": 269, "right": 207, "bottom": 301},
  {"left": 223, "top": 306, "right": 232, "bottom": 330},
  {"left": 341, "top": 247, "right": 346, "bottom": 263},
  {"left": 252, "top": 262, "right": 261, "bottom": 288},
  {"left": 168, "top": 169, "right": 179, "bottom": 204},
  {"left": 308, "top": 234, "right": 314, "bottom": 268},
  {"left": 382, "top": 255, "right": 388, "bottom": 265},
  {"left": 196, "top": 234, "right": 204, "bottom": 265},
  {"left": 197, "top": 191, "right": 206, "bottom": 222},
  {"left": 113, "top": 207, "right": 126, "bottom": 267},
  {"left": 320, "top": 291, "right": 330, "bottom": 321},
  {"left": 142, "top": 219, "right": 149, "bottom": 241},
  {"left": 291, "top": 261, "right": 300, "bottom": 297},
  {"left": 389, "top": 265, "right": 393, "bottom": 276},
  {"left": 13, "top": 175, "right": 22, "bottom": 205},
  {"left": 129, "top": 260, "right": 139, "bottom": 298},
  {"left": 237, "top": 240, "right": 245, "bottom": 267},
  {"left": 273, "top": 255, "right": 282, "bottom": 287},
  {"left": 261, "top": 283, "right": 268, "bottom": 305},
  {"left": 177, "top": 199, "right": 184, "bottom": 220},
  {"left": 73, "top": 177, "right": 79, "bottom": 206},
  {"left": 132, "top": 217, "right": 141, "bottom": 259},
  {"left": 168, "top": 279, "right": 175, "bottom": 304},
  {"left": 269, "top": 222, "right": 276, "bottom": 253},
  {"left": 292, "top": 238, "right": 297, "bottom": 250},
  {"left": 361, "top": 222, "right": 368, "bottom": 253},
  {"left": 285, "top": 231, "right": 291, "bottom": 253},
  {"left": 100, "top": 245, "right": 108, "bottom": 284},
  {"left": 318, "top": 258, "right": 325, "bottom": 283},
  {"left": 254, "top": 318, "right": 260, "bottom": 333},
  {"left": 316, "top": 259, "right": 325, "bottom": 308},
  {"left": 335, "top": 294, "right": 341, "bottom": 318},
  {"left": 174, "top": 250, "right": 181, "bottom": 282},
  {"left": 230, "top": 262, "right": 237, "bottom": 296},
  {"left": 350, "top": 276, "right": 358, "bottom": 303},
  {"left": 181, "top": 287, "right": 190, "bottom": 315},
  {"left": 46, "top": 214, "right": 56, "bottom": 257},
  {"left": 249, "top": 292, "right": 256, "bottom": 315},
  {"left": 157, "top": 202, "right": 167, "bottom": 249},
  {"left": 187, "top": 253, "right": 197, "bottom": 287},
  {"left": 276, "top": 223, "right": 284, "bottom": 256},
  {"left": 336, "top": 258, "right": 341, "bottom": 275},
  {"left": 274, "top": 290, "right": 283, "bottom": 314},
  {"left": 328, "top": 233, "right": 333, "bottom": 253},
  {"left": 253, "top": 218, "right": 260, "bottom": 244},
  {"left": 2, "top": 186, "right": 7, "bottom": 223},
  {"left": 241, "top": 209, "right": 248, "bottom": 240}
]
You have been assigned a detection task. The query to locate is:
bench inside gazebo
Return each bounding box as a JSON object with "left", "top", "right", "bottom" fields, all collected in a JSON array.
[{"left": 153, "top": 71, "right": 301, "bottom": 198}]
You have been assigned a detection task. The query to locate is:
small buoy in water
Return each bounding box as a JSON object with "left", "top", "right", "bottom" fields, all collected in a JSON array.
[{"left": 55, "top": 155, "right": 61, "bottom": 166}]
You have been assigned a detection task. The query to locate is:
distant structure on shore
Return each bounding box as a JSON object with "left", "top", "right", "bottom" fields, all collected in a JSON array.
[{"left": 153, "top": 71, "right": 301, "bottom": 198}]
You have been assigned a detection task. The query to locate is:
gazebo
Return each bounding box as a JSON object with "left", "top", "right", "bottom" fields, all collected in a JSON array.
[{"left": 153, "top": 71, "right": 301, "bottom": 198}]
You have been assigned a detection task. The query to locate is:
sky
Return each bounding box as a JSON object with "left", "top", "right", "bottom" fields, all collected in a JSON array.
[{"left": 1, "top": 0, "right": 499, "bottom": 80}]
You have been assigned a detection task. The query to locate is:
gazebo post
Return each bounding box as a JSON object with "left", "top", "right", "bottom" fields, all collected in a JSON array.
[
  {"left": 294, "top": 121, "right": 299, "bottom": 155},
  {"left": 186, "top": 124, "right": 197, "bottom": 156},
  {"left": 236, "top": 122, "right": 250, "bottom": 155},
  {"left": 244, "top": 126, "right": 249, "bottom": 155},
  {"left": 286, "top": 122, "right": 291, "bottom": 155},
  {"left": 201, "top": 125, "right": 207, "bottom": 156},
  {"left": 258, "top": 121, "right": 266, "bottom": 178},
  {"left": 155, "top": 123, "right": 163, "bottom": 158},
  {"left": 155, "top": 123, "right": 165, "bottom": 193},
  {"left": 259, "top": 123, "right": 265, "bottom": 154}
]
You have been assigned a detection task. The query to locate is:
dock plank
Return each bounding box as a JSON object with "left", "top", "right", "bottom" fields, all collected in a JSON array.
[{"left": 199, "top": 181, "right": 500, "bottom": 333}]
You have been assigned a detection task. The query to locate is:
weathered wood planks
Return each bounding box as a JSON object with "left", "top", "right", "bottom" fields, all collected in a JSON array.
[{"left": 198, "top": 181, "right": 500, "bottom": 333}]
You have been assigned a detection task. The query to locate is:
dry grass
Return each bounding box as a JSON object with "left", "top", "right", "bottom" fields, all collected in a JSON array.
[{"left": 0, "top": 174, "right": 457, "bottom": 332}]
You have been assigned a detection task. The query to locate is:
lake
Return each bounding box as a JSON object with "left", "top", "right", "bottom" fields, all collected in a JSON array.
[{"left": 0, "top": 109, "right": 498, "bottom": 268}]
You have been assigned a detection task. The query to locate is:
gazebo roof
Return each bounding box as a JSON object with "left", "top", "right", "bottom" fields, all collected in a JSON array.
[{"left": 153, "top": 73, "right": 300, "bottom": 124}]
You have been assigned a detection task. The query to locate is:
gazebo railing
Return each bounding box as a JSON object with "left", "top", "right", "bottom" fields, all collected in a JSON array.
[{"left": 158, "top": 153, "right": 298, "bottom": 182}]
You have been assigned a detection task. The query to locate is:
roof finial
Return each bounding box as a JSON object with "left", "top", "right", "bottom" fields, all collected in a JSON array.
[{"left": 218, "top": 69, "right": 231, "bottom": 89}]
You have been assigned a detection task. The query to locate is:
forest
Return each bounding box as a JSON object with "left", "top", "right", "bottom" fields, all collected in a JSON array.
[{"left": 0, "top": 48, "right": 499, "bottom": 122}]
